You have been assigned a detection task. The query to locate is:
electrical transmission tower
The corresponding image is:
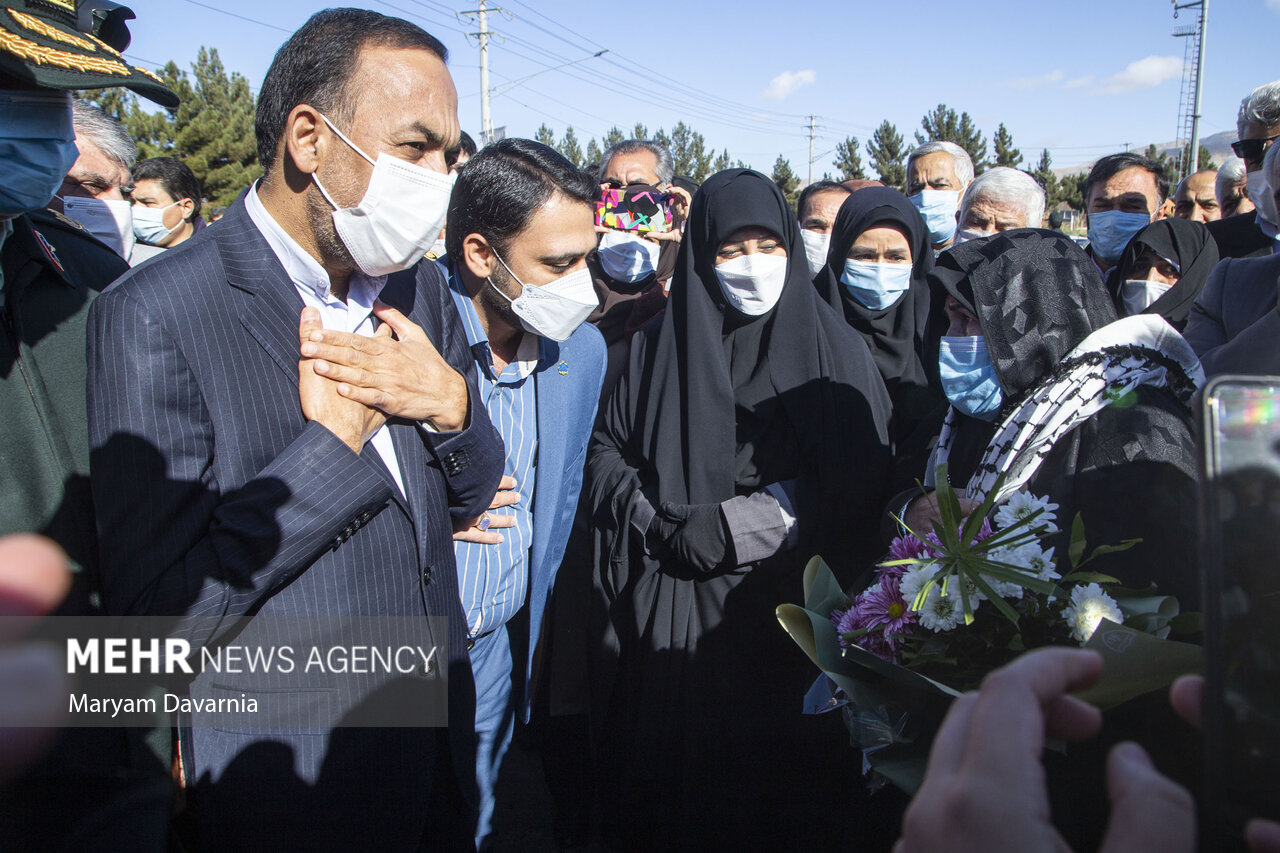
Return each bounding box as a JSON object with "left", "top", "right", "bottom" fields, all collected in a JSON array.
[{"left": 1171, "top": 0, "right": 1209, "bottom": 183}]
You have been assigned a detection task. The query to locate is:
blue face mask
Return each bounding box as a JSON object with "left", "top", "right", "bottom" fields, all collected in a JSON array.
[
  {"left": 1086, "top": 209, "right": 1150, "bottom": 264},
  {"left": 0, "top": 90, "right": 79, "bottom": 218},
  {"left": 840, "top": 259, "right": 912, "bottom": 310},
  {"left": 908, "top": 189, "right": 960, "bottom": 245},
  {"left": 938, "top": 336, "right": 1003, "bottom": 421}
]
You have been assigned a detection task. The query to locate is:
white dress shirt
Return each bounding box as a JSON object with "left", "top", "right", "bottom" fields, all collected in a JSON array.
[{"left": 244, "top": 184, "right": 406, "bottom": 496}]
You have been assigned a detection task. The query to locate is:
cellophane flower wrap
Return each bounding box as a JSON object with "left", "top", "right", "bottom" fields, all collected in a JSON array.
[{"left": 777, "top": 465, "right": 1201, "bottom": 795}]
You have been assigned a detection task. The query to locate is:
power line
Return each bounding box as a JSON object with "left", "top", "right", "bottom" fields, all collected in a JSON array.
[{"left": 173, "top": 0, "right": 292, "bottom": 34}]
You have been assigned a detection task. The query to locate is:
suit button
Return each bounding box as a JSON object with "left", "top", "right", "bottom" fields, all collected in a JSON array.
[{"left": 422, "top": 565, "right": 432, "bottom": 584}]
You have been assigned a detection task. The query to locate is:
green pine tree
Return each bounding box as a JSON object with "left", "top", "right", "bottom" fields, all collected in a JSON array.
[
  {"left": 560, "top": 127, "right": 584, "bottom": 167},
  {"left": 584, "top": 138, "right": 602, "bottom": 170},
  {"left": 631, "top": 123, "right": 649, "bottom": 141},
  {"left": 866, "top": 120, "right": 907, "bottom": 189},
  {"left": 916, "top": 104, "right": 989, "bottom": 173},
  {"left": 992, "top": 124, "right": 1022, "bottom": 169},
  {"left": 602, "top": 126, "right": 627, "bottom": 149},
  {"left": 1032, "top": 148, "right": 1059, "bottom": 207},
  {"left": 534, "top": 123, "right": 556, "bottom": 148},
  {"left": 771, "top": 155, "right": 800, "bottom": 214},
  {"left": 668, "top": 121, "right": 714, "bottom": 180},
  {"left": 834, "top": 135, "right": 867, "bottom": 180},
  {"left": 175, "top": 48, "right": 260, "bottom": 207},
  {"left": 711, "top": 149, "right": 734, "bottom": 173}
]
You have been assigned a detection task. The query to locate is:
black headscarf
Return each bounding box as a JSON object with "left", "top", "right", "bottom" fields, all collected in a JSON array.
[
  {"left": 923, "top": 229, "right": 1119, "bottom": 483},
  {"left": 813, "top": 187, "right": 933, "bottom": 402},
  {"left": 632, "top": 169, "right": 892, "bottom": 514},
  {"left": 1106, "top": 218, "right": 1219, "bottom": 330}
]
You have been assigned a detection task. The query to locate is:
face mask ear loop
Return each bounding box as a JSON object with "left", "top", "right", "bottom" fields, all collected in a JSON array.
[
  {"left": 313, "top": 113, "right": 378, "bottom": 211},
  {"left": 318, "top": 113, "right": 377, "bottom": 166},
  {"left": 486, "top": 246, "right": 524, "bottom": 305}
]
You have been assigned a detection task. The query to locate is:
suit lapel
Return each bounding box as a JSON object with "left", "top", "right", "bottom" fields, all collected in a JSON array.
[
  {"left": 530, "top": 336, "right": 567, "bottom": 574},
  {"left": 219, "top": 202, "right": 307, "bottom": 385},
  {"left": 220, "top": 199, "right": 415, "bottom": 516}
]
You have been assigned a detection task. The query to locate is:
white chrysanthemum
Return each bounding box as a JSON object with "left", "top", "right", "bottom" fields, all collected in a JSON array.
[
  {"left": 994, "top": 492, "right": 1060, "bottom": 534},
  {"left": 1017, "top": 544, "right": 1060, "bottom": 582},
  {"left": 917, "top": 585, "right": 966, "bottom": 632},
  {"left": 898, "top": 565, "right": 936, "bottom": 602},
  {"left": 983, "top": 548, "right": 1034, "bottom": 598},
  {"left": 1063, "top": 583, "right": 1123, "bottom": 643}
]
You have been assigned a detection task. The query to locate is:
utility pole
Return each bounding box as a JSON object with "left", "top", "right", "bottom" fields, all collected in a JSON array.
[
  {"left": 807, "top": 115, "right": 816, "bottom": 185},
  {"left": 1172, "top": 0, "right": 1209, "bottom": 180},
  {"left": 461, "top": 0, "right": 503, "bottom": 143}
]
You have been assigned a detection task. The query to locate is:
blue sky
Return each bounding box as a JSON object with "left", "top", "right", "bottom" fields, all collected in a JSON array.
[{"left": 121, "top": 0, "right": 1280, "bottom": 176}]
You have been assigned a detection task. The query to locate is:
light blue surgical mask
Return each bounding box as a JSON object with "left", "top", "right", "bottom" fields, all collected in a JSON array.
[
  {"left": 840, "top": 259, "right": 912, "bottom": 310},
  {"left": 0, "top": 90, "right": 79, "bottom": 218},
  {"left": 938, "top": 335, "right": 1003, "bottom": 421},
  {"left": 1086, "top": 210, "right": 1150, "bottom": 264},
  {"left": 908, "top": 189, "right": 960, "bottom": 245}
]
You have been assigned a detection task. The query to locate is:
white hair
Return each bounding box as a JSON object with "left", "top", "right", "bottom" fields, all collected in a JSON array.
[
  {"left": 71, "top": 99, "right": 137, "bottom": 171},
  {"left": 907, "top": 140, "right": 974, "bottom": 188},
  {"left": 1266, "top": 140, "right": 1280, "bottom": 192},
  {"left": 597, "top": 139, "right": 674, "bottom": 185},
  {"left": 1216, "top": 156, "right": 1247, "bottom": 207},
  {"left": 958, "top": 167, "right": 1045, "bottom": 229},
  {"left": 1237, "top": 80, "right": 1280, "bottom": 137}
]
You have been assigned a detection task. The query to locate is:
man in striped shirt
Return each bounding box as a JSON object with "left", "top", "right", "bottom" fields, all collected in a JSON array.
[{"left": 442, "top": 138, "right": 607, "bottom": 849}]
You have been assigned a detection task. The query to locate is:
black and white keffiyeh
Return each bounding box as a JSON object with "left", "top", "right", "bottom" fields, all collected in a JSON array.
[{"left": 927, "top": 314, "right": 1203, "bottom": 502}]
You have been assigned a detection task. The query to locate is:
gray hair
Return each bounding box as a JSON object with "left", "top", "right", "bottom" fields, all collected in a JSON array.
[
  {"left": 1237, "top": 79, "right": 1280, "bottom": 137},
  {"left": 71, "top": 100, "right": 137, "bottom": 171},
  {"left": 1267, "top": 140, "right": 1280, "bottom": 193},
  {"left": 958, "top": 166, "right": 1045, "bottom": 229},
  {"left": 906, "top": 140, "right": 974, "bottom": 188},
  {"left": 597, "top": 138, "right": 674, "bottom": 186},
  {"left": 1216, "top": 156, "right": 1248, "bottom": 209}
]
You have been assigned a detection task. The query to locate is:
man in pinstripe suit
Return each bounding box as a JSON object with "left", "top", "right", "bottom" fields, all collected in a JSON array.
[{"left": 87, "top": 10, "right": 504, "bottom": 851}]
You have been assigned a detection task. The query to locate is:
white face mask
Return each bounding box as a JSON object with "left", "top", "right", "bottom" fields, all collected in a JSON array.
[
  {"left": 132, "top": 200, "right": 181, "bottom": 245},
  {"left": 489, "top": 250, "right": 598, "bottom": 342},
  {"left": 951, "top": 227, "right": 993, "bottom": 246},
  {"left": 61, "top": 195, "right": 135, "bottom": 260},
  {"left": 313, "top": 114, "right": 454, "bottom": 277},
  {"left": 596, "top": 230, "right": 661, "bottom": 282},
  {"left": 714, "top": 251, "right": 788, "bottom": 316},
  {"left": 1121, "top": 279, "right": 1172, "bottom": 316},
  {"left": 799, "top": 228, "right": 830, "bottom": 279},
  {"left": 1246, "top": 169, "right": 1279, "bottom": 237}
]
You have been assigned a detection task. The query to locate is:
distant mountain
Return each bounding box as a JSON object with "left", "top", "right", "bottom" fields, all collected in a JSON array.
[{"left": 1052, "top": 129, "right": 1236, "bottom": 177}]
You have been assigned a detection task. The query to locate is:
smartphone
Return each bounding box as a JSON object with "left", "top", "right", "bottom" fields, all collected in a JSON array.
[
  {"left": 595, "top": 185, "right": 674, "bottom": 233},
  {"left": 1201, "top": 376, "right": 1280, "bottom": 839}
]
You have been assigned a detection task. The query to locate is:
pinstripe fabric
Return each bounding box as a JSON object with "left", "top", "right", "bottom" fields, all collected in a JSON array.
[
  {"left": 243, "top": 186, "right": 406, "bottom": 496},
  {"left": 446, "top": 272, "right": 536, "bottom": 637},
  {"left": 87, "top": 198, "right": 505, "bottom": 850}
]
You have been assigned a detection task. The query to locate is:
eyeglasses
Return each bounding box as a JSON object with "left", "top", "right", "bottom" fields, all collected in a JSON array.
[{"left": 1231, "top": 134, "right": 1280, "bottom": 162}]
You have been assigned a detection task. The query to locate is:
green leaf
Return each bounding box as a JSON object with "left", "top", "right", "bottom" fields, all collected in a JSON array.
[
  {"left": 970, "top": 573, "right": 1022, "bottom": 625},
  {"left": 960, "top": 471, "right": 1006, "bottom": 547},
  {"left": 1060, "top": 571, "right": 1122, "bottom": 585},
  {"left": 1169, "top": 612, "right": 1203, "bottom": 634},
  {"left": 1068, "top": 512, "right": 1086, "bottom": 568}
]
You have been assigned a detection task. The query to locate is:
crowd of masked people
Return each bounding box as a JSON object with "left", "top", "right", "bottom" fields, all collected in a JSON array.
[{"left": 3, "top": 2, "right": 1280, "bottom": 852}]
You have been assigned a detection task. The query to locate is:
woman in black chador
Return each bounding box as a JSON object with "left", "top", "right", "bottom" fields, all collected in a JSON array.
[
  {"left": 812, "top": 186, "right": 940, "bottom": 441},
  {"left": 584, "top": 169, "right": 895, "bottom": 851}
]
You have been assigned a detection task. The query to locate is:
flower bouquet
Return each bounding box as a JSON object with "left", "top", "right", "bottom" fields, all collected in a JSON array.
[{"left": 776, "top": 465, "right": 1202, "bottom": 795}]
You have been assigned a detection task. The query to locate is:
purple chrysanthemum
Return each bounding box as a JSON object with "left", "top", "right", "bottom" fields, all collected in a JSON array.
[{"left": 856, "top": 578, "right": 917, "bottom": 638}]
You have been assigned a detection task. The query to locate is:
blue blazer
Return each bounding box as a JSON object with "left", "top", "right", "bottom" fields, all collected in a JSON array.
[
  {"left": 521, "top": 324, "right": 606, "bottom": 718},
  {"left": 87, "top": 199, "right": 505, "bottom": 851}
]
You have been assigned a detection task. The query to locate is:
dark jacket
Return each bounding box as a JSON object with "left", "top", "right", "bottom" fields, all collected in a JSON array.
[
  {"left": 0, "top": 210, "right": 171, "bottom": 850},
  {"left": 87, "top": 198, "right": 505, "bottom": 851}
]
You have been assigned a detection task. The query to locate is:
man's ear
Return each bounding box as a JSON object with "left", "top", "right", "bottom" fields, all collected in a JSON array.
[
  {"left": 178, "top": 197, "right": 196, "bottom": 222},
  {"left": 462, "top": 233, "right": 497, "bottom": 281},
  {"left": 282, "top": 104, "right": 327, "bottom": 176}
]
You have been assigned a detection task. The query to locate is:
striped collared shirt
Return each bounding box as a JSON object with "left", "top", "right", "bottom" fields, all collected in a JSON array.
[{"left": 447, "top": 266, "right": 539, "bottom": 637}]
